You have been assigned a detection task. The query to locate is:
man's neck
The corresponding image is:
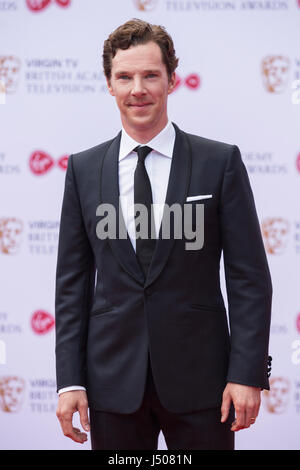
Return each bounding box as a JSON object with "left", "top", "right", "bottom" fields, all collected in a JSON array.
[{"left": 121, "top": 117, "right": 169, "bottom": 144}]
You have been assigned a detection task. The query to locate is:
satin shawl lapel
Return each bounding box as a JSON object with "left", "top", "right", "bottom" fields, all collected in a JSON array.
[
  {"left": 100, "top": 131, "right": 145, "bottom": 285},
  {"left": 145, "top": 123, "right": 192, "bottom": 288}
]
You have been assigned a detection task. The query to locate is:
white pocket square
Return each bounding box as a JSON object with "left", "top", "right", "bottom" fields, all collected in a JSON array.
[{"left": 186, "top": 194, "right": 213, "bottom": 202}]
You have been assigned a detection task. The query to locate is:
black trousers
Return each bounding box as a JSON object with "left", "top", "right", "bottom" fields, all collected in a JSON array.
[{"left": 90, "top": 358, "right": 235, "bottom": 450}]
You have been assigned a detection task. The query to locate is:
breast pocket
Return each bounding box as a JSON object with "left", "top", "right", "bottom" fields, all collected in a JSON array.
[{"left": 186, "top": 194, "right": 213, "bottom": 202}]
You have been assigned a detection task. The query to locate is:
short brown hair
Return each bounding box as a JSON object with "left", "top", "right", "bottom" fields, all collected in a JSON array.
[{"left": 103, "top": 19, "right": 179, "bottom": 81}]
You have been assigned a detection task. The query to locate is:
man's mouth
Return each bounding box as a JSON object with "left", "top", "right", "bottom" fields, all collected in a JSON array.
[{"left": 128, "top": 103, "right": 152, "bottom": 108}]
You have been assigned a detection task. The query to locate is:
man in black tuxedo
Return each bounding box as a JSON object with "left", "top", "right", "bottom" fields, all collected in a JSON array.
[{"left": 55, "top": 19, "right": 272, "bottom": 450}]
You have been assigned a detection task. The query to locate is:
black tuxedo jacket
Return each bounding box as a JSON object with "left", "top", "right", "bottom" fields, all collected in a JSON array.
[{"left": 55, "top": 123, "right": 272, "bottom": 413}]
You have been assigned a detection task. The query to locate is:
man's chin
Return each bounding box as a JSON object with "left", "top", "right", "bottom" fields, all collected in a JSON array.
[{"left": 127, "top": 116, "right": 155, "bottom": 130}]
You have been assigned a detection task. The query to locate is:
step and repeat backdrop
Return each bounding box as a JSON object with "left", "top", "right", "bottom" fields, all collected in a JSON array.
[{"left": 0, "top": 0, "right": 299, "bottom": 450}]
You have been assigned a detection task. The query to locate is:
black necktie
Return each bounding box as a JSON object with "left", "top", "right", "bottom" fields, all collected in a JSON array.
[{"left": 133, "top": 145, "right": 156, "bottom": 277}]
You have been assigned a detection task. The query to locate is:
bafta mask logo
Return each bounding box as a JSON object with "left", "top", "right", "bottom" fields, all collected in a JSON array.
[
  {"left": 263, "top": 377, "right": 290, "bottom": 414},
  {"left": 261, "top": 55, "right": 290, "bottom": 93},
  {"left": 133, "top": 0, "right": 158, "bottom": 11},
  {"left": 0, "top": 218, "right": 23, "bottom": 255},
  {"left": 0, "top": 80, "right": 5, "bottom": 104},
  {"left": 261, "top": 217, "right": 290, "bottom": 255},
  {"left": 29, "top": 151, "right": 68, "bottom": 175},
  {"left": 31, "top": 310, "right": 55, "bottom": 335},
  {"left": 26, "top": 0, "right": 71, "bottom": 12},
  {"left": 0, "top": 56, "right": 21, "bottom": 94},
  {"left": 0, "top": 376, "right": 25, "bottom": 413}
]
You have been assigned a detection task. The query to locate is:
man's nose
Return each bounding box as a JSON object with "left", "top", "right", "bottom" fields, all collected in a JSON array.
[{"left": 131, "top": 77, "right": 146, "bottom": 96}]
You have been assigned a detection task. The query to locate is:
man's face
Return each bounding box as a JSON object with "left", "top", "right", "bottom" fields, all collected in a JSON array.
[{"left": 107, "top": 41, "right": 175, "bottom": 135}]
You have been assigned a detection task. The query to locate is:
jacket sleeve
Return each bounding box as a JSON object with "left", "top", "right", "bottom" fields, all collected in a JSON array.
[
  {"left": 220, "top": 145, "right": 272, "bottom": 390},
  {"left": 55, "top": 154, "right": 95, "bottom": 392}
]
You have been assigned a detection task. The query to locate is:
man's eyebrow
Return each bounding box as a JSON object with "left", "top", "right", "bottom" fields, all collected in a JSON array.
[
  {"left": 143, "top": 69, "right": 161, "bottom": 73},
  {"left": 114, "top": 69, "right": 161, "bottom": 75},
  {"left": 115, "top": 70, "right": 130, "bottom": 75}
]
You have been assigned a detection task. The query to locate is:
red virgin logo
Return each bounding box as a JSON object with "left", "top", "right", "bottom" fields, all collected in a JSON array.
[
  {"left": 26, "top": 0, "right": 71, "bottom": 12},
  {"left": 173, "top": 73, "right": 201, "bottom": 92},
  {"left": 184, "top": 74, "right": 201, "bottom": 89},
  {"left": 29, "top": 151, "right": 68, "bottom": 175},
  {"left": 296, "top": 313, "right": 300, "bottom": 334},
  {"left": 296, "top": 153, "right": 300, "bottom": 173},
  {"left": 31, "top": 310, "right": 55, "bottom": 335}
]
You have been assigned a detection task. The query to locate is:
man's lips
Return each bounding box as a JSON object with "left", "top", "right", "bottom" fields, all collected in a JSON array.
[{"left": 128, "top": 103, "right": 152, "bottom": 107}]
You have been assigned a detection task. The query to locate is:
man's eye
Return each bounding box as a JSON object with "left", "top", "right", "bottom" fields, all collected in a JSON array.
[
  {"left": 119, "top": 75, "right": 130, "bottom": 80},
  {"left": 146, "top": 74, "right": 157, "bottom": 78}
]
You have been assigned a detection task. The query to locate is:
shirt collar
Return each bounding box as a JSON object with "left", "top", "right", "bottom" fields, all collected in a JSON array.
[{"left": 119, "top": 120, "right": 175, "bottom": 161}]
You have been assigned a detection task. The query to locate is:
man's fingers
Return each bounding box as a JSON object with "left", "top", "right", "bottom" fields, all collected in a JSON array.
[
  {"left": 222, "top": 383, "right": 262, "bottom": 432},
  {"left": 244, "top": 402, "right": 256, "bottom": 428},
  {"left": 58, "top": 412, "right": 79, "bottom": 442},
  {"left": 57, "top": 407, "right": 88, "bottom": 443},
  {"left": 64, "top": 425, "right": 87, "bottom": 443},
  {"left": 221, "top": 392, "right": 232, "bottom": 423},
  {"left": 231, "top": 404, "right": 246, "bottom": 431},
  {"left": 78, "top": 403, "right": 90, "bottom": 432},
  {"left": 232, "top": 400, "right": 260, "bottom": 431},
  {"left": 59, "top": 415, "right": 87, "bottom": 443},
  {"left": 231, "top": 419, "right": 244, "bottom": 432},
  {"left": 56, "top": 391, "right": 90, "bottom": 443},
  {"left": 72, "top": 427, "right": 88, "bottom": 443},
  {"left": 56, "top": 409, "right": 73, "bottom": 436},
  {"left": 245, "top": 399, "right": 260, "bottom": 428}
]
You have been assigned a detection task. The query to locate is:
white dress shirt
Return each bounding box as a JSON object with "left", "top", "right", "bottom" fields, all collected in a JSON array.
[{"left": 58, "top": 120, "right": 176, "bottom": 395}]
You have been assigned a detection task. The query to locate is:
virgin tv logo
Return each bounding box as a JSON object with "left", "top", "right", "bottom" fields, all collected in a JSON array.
[
  {"left": 26, "top": 0, "right": 71, "bottom": 12},
  {"left": 29, "top": 151, "right": 68, "bottom": 175},
  {"left": 31, "top": 310, "right": 55, "bottom": 335}
]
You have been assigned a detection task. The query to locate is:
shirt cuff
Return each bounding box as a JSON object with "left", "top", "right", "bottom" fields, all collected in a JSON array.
[{"left": 58, "top": 386, "right": 86, "bottom": 395}]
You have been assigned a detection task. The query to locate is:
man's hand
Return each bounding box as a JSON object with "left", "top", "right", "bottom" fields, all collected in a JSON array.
[
  {"left": 56, "top": 390, "right": 90, "bottom": 443},
  {"left": 221, "top": 382, "right": 261, "bottom": 431}
]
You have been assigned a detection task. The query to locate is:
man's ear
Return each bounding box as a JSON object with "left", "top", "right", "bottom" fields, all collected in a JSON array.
[
  {"left": 167, "top": 72, "right": 176, "bottom": 94},
  {"left": 106, "top": 77, "right": 115, "bottom": 96}
]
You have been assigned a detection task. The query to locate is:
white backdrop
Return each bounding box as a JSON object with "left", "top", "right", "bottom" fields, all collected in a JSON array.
[{"left": 0, "top": 0, "right": 299, "bottom": 450}]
